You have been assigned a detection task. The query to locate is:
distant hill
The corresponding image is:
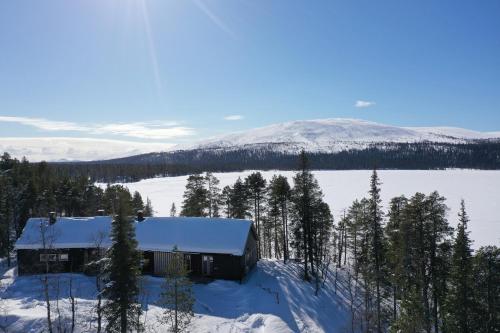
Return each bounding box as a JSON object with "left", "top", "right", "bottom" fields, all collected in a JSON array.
[{"left": 51, "top": 119, "right": 500, "bottom": 182}]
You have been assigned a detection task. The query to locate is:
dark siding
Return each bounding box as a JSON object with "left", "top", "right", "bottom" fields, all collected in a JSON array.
[
  {"left": 241, "top": 226, "right": 258, "bottom": 275},
  {"left": 211, "top": 253, "right": 243, "bottom": 280},
  {"left": 17, "top": 248, "right": 89, "bottom": 275}
]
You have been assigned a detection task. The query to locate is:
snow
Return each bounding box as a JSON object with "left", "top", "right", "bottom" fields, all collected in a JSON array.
[
  {"left": 15, "top": 217, "right": 253, "bottom": 256},
  {"left": 136, "top": 217, "right": 252, "bottom": 255},
  {"left": 175, "top": 118, "right": 500, "bottom": 153},
  {"left": 114, "top": 170, "right": 500, "bottom": 248},
  {"left": 0, "top": 260, "right": 351, "bottom": 332},
  {"left": 15, "top": 216, "right": 112, "bottom": 250}
]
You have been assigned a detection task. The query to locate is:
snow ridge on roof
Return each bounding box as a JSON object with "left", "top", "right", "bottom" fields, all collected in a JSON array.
[{"left": 15, "top": 216, "right": 253, "bottom": 256}]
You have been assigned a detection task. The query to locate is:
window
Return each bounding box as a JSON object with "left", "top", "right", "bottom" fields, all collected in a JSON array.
[
  {"left": 59, "top": 254, "right": 69, "bottom": 261},
  {"left": 40, "top": 254, "right": 58, "bottom": 262},
  {"left": 184, "top": 254, "right": 191, "bottom": 270}
]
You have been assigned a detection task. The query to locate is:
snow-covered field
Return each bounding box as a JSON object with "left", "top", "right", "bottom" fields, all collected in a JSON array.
[
  {"left": 0, "top": 259, "right": 350, "bottom": 333},
  {"left": 117, "top": 170, "right": 500, "bottom": 248}
]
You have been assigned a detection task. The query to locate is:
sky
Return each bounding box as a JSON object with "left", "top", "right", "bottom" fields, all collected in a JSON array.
[{"left": 0, "top": 0, "right": 499, "bottom": 161}]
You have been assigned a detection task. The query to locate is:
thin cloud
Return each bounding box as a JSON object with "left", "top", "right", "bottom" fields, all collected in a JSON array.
[
  {"left": 0, "top": 137, "right": 174, "bottom": 162},
  {"left": 0, "top": 116, "right": 87, "bottom": 131},
  {"left": 224, "top": 115, "right": 244, "bottom": 121},
  {"left": 355, "top": 100, "right": 376, "bottom": 108},
  {"left": 0, "top": 116, "right": 195, "bottom": 140}
]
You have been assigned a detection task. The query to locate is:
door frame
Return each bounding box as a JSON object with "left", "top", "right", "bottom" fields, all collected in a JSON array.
[{"left": 202, "top": 255, "right": 214, "bottom": 276}]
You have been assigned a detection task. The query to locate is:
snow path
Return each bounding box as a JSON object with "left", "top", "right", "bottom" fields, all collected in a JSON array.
[
  {"left": 0, "top": 260, "right": 351, "bottom": 332},
  {"left": 113, "top": 170, "right": 500, "bottom": 248}
]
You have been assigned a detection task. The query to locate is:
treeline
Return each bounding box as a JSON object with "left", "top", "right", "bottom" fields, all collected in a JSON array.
[
  {"left": 178, "top": 153, "right": 499, "bottom": 332},
  {"left": 336, "top": 174, "right": 500, "bottom": 332},
  {"left": 46, "top": 140, "right": 500, "bottom": 183},
  {"left": 0, "top": 152, "right": 153, "bottom": 267}
]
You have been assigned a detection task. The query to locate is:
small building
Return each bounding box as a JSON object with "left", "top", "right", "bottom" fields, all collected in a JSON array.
[{"left": 15, "top": 216, "right": 258, "bottom": 281}]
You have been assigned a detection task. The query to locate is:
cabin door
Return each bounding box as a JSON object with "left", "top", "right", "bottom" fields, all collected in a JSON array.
[{"left": 202, "top": 255, "right": 213, "bottom": 276}]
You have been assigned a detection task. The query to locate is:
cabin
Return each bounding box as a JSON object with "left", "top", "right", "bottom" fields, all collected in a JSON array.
[{"left": 15, "top": 216, "right": 258, "bottom": 281}]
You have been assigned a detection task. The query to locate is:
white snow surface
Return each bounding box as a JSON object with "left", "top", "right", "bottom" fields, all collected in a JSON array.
[
  {"left": 175, "top": 118, "right": 500, "bottom": 153},
  {"left": 15, "top": 217, "right": 253, "bottom": 256},
  {"left": 135, "top": 217, "right": 252, "bottom": 255},
  {"left": 115, "top": 170, "right": 500, "bottom": 248},
  {"left": 0, "top": 260, "right": 351, "bottom": 332}
]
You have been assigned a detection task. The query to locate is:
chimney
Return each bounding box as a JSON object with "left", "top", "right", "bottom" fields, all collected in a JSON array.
[
  {"left": 97, "top": 209, "right": 105, "bottom": 216},
  {"left": 49, "top": 212, "right": 57, "bottom": 225},
  {"left": 137, "top": 210, "right": 145, "bottom": 222}
]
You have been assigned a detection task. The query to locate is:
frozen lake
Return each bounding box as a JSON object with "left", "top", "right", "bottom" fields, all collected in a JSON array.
[{"left": 116, "top": 170, "right": 500, "bottom": 248}]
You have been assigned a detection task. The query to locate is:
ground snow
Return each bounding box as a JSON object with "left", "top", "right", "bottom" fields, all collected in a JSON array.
[
  {"left": 116, "top": 170, "right": 500, "bottom": 248},
  {"left": 0, "top": 260, "right": 351, "bottom": 333}
]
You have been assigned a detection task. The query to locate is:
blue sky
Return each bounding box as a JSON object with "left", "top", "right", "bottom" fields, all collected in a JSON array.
[{"left": 0, "top": 0, "right": 499, "bottom": 160}]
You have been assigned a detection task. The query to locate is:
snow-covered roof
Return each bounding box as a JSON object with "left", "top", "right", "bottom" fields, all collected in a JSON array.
[{"left": 15, "top": 216, "right": 253, "bottom": 256}]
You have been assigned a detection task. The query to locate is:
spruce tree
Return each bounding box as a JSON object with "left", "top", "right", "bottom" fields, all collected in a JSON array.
[
  {"left": 103, "top": 192, "right": 142, "bottom": 333},
  {"left": 131, "top": 191, "right": 144, "bottom": 214},
  {"left": 368, "top": 169, "right": 386, "bottom": 332},
  {"left": 170, "top": 203, "right": 177, "bottom": 217},
  {"left": 143, "top": 198, "right": 153, "bottom": 217},
  {"left": 471, "top": 246, "right": 500, "bottom": 333},
  {"left": 444, "top": 200, "right": 474, "bottom": 333},
  {"left": 385, "top": 195, "right": 407, "bottom": 321}
]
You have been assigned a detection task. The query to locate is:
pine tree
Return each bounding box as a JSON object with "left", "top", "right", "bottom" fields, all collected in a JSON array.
[
  {"left": 426, "top": 191, "right": 453, "bottom": 333},
  {"left": 267, "top": 175, "right": 291, "bottom": 260},
  {"left": 158, "top": 247, "right": 194, "bottom": 333},
  {"left": 221, "top": 185, "right": 233, "bottom": 218},
  {"left": 290, "top": 151, "right": 325, "bottom": 281},
  {"left": 444, "top": 200, "right": 474, "bottom": 333},
  {"left": 245, "top": 172, "right": 267, "bottom": 258},
  {"left": 205, "top": 172, "right": 222, "bottom": 218},
  {"left": 180, "top": 174, "right": 208, "bottom": 217},
  {"left": 228, "top": 178, "right": 250, "bottom": 219},
  {"left": 103, "top": 193, "right": 142, "bottom": 333}
]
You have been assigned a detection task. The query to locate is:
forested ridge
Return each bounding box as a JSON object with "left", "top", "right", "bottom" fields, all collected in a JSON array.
[{"left": 48, "top": 140, "right": 500, "bottom": 183}]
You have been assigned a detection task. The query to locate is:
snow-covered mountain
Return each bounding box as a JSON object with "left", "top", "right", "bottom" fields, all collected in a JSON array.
[{"left": 175, "top": 118, "right": 500, "bottom": 153}]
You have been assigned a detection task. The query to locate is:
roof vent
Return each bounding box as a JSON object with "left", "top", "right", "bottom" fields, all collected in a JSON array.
[
  {"left": 97, "top": 209, "right": 105, "bottom": 216},
  {"left": 49, "top": 212, "right": 57, "bottom": 225},
  {"left": 137, "top": 210, "right": 145, "bottom": 222}
]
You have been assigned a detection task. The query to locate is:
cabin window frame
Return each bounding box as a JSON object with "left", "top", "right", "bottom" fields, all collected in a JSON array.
[{"left": 40, "top": 253, "right": 58, "bottom": 262}]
